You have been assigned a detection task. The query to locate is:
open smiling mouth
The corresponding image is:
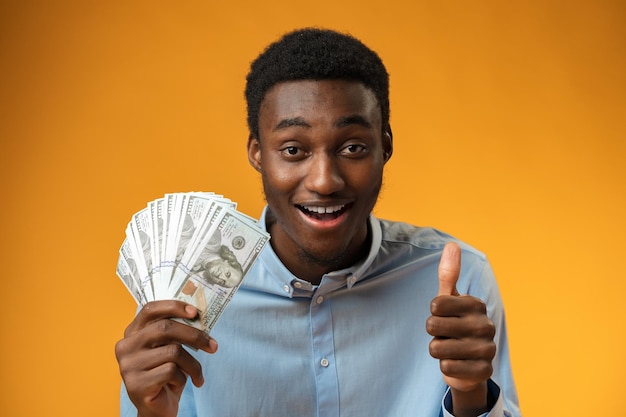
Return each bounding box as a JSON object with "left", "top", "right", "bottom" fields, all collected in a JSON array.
[{"left": 297, "top": 203, "right": 351, "bottom": 220}]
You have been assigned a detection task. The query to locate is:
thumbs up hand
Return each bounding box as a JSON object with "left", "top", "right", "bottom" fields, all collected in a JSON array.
[{"left": 426, "top": 242, "right": 496, "bottom": 416}]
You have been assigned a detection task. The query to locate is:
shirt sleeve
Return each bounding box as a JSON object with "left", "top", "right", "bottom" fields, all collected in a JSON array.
[
  {"left": 442, "top": 379, "right": 514, "bottom": 417},
  {"left": 119, "top": 382, "right": 136, "bottom": 417}
]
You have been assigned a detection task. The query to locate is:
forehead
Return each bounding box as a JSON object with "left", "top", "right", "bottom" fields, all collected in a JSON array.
[{"left": 259, "top": 80, "right": 381, "bottom": 127}]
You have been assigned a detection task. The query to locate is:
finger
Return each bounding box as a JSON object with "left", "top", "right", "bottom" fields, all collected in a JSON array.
[
  {"left": 429, "top": 338, "right": 497, "bottom": 361},
  {"left": 439, "top": 358, "right": 494, "bottom": 383},
  {"left": 117, "top": 318, "right": 217, "bottom": 359},
  {"left": 430, "top": 294, "right": 487, "bottom": 317},
  {"left": 144, "top": 319, "right": 217, "bottom": 353},
  {"left": 426, "top": 315, "right": 496, "bottom": 339},
  {"left": 125, "top": 300, "right": 200, "bottom": 337},
  {"left": 438, "top": 242, "right": 461, "bottom": 296},
  {"left": 142, "top": 319, "right": 217, "bottom": 353},
  {"left": 131, "top": 344, "right": 206, "bottom": 387}
]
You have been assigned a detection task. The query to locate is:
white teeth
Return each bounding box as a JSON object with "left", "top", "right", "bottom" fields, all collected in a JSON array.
[{"left": 303, "top": 205, "right": 345, "bottom": 214}]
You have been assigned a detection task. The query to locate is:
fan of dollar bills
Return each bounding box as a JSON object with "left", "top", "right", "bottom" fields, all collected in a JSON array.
[{"left": 116, "top": 192, "right": 270, "bottom": 333}]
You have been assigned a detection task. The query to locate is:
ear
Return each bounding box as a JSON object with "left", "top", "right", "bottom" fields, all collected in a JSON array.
[
  {"left": 382, "top": 128, "right": 393, "bottom": 163},
  {"left": 247, "top": 136, "right": 262, "bottom": 173}
]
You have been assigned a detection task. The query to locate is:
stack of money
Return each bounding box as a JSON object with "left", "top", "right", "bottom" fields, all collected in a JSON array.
[{"left": 116, "top": 192, "right": 270, "bottom": 333}]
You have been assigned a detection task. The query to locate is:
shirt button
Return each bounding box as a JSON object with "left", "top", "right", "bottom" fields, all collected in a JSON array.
[
  {"left": 294, "top": 282, "right": 303, "bottom": 289},
  {"left": 283, "top": 285, "right": 290, "bottom": 293},
  {"left": 316, "top": 296, "right": 324, "bottom": 304},
  {"left": 320, "top": 358, "right": 329, "bottom": 367}
]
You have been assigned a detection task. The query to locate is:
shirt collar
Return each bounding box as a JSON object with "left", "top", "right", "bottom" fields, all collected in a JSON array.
[{"left": 247, "top": 206, "right": 382, "bottom": 297}]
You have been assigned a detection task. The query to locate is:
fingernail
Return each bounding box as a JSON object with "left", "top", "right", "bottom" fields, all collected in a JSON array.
[
  {"left": 184, "top": 304, "right": 197, "bottom": 317},
  {"left": 209, "top": 338, "right": 218, "bottom": 353}
]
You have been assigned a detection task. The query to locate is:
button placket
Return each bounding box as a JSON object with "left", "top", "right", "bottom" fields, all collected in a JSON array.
[{"left": 309, "top": 290, "right": 339, "bottom": 416}]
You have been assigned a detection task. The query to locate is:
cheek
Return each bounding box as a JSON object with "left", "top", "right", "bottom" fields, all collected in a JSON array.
[
  {"left": 261, "top": 160, "right": 302, "bottom": 194},
  {"left": 345, "top": 160, "right": 384, "bottom": 189}
]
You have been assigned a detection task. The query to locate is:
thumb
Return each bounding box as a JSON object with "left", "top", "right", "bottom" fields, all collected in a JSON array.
[{"left": 437, "top": 242, "right": 461, "bottom": 296}]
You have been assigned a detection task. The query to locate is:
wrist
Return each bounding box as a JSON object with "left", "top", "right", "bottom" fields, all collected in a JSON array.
[{"left": 449, "top": 381, "right": 489, "bottom": 417}]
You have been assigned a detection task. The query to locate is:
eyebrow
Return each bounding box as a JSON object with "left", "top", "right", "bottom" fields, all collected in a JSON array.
[
  {"left": 335, "top": 115, "right": 372, "bottom": 129},
  {"left": 273, "top": 115, "right": 372, "bottom": 131},
  {"left": 274, "top": 117, "right": 311, "bottom": 131}
]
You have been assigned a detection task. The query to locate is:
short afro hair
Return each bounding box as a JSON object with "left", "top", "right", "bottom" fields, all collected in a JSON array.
[{"left": 244, "top": 28, "right": 390, "bottom": 140}]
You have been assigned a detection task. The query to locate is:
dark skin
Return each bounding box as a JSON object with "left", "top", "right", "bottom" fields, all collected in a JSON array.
[
  {"left": 115, "top": 80, "right": 497, "bottom": 417},
  {"left": 114, "top": 301, "right": 217, "bottom": 417}
]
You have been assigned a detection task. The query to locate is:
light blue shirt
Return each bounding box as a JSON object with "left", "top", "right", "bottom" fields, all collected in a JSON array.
[{"left": 121, "top": 211, "right": 520, "bottom": 416}]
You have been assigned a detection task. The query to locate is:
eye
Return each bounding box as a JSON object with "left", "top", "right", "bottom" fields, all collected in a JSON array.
[
  {"left": 284, "top": 146, "right": 299, "bottom": 155},
  {"left": 279, "top": 145, "right": 306, "bottom": 160},
  {"left": 340, "top": 143, "right": 368, "bottom": 157}
]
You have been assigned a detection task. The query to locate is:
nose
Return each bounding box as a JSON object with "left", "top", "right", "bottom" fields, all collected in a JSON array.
[{"left": 304, "top": 153, "right": 344, "bottom": 195}]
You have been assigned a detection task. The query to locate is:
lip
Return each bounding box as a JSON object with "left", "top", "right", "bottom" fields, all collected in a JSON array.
[{"left": 295, "top": 202, "right": 353, "bottom": 230}]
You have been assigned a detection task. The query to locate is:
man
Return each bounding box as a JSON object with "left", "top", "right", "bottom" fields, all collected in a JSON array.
[{"left": 116, "top": 28, "right": 520, "bottom": 417}]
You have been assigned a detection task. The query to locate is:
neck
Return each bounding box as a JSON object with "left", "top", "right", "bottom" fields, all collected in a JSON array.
[{"left": 265, "top": 211, "right": 371, "bottom": 285}]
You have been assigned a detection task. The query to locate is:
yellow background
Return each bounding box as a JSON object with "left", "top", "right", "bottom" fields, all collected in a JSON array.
[{"left": 1, "top": 1, "right": 624, "bottom": 416}]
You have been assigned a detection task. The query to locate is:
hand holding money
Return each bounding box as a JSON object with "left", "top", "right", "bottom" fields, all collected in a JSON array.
[
  {"left": 115, "top": 300, "right": 216, "bottom": 417},
  {"left": 115, "top": 192, "right": 268, "bottom": 417}
]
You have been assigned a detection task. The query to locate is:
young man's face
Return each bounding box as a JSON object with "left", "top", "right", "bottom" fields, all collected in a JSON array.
[{"left": 248, "top": 79, "right": 392, "bottom": 280}]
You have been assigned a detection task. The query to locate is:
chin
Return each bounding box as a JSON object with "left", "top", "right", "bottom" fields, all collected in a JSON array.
[{"left": 298, "top": 245, "right": 348, "bottom": 269}]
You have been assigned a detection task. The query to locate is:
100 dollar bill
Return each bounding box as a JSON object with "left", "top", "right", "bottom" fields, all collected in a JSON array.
[{"left": 170, "top": 208, "right": 269, "bottom": 333}]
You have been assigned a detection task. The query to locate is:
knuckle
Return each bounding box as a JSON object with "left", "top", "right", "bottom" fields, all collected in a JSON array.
[
  {"left": 477, "top": 361, "right": 494, "bottom": 379},
  {"left": 439, "top": 359, "right": 454, "bottom": 375},
  {"left": 480, "top": 320, "right": 496, "bottom": 339},
  {"left": 123, "top": 317, "right": 140, "bottom": 338},
  {"left": 161, "top": 361, "right": 179, "bottom": 377},
  {"left": 116, "top": 354, "right": 136, "bottom": 381},
  {"left": 122, "top": 324, "right": 132, "bottom": 338},
  {"left": 428, "top": 339, "right": 442, "bottom": 358},
  {"left": 430, "top": 296, "right": 452, "bottom": 315},
  {"left": 114, "top": 339, "right": 127, "bottom": 361},
  {"left": 164, "top": 343, "right": 183, "bottom": 361},
  {"left": 118, "top": 360, "right": 133, "bottom": 379},
  {"left": 425, "top": 317, "right": 440, "bottom": 335},
  {"left": 156, "top": 318, "right": 173, "bottom": 334},
  {"left": 430, "top": 299, "right": 440, "bottom": 315},
  {"left": 141, "top": 301, "right": 157, "bottom": 314},
  {"left": 470, "top": 316, "right": 495, "bottom": 339}
]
